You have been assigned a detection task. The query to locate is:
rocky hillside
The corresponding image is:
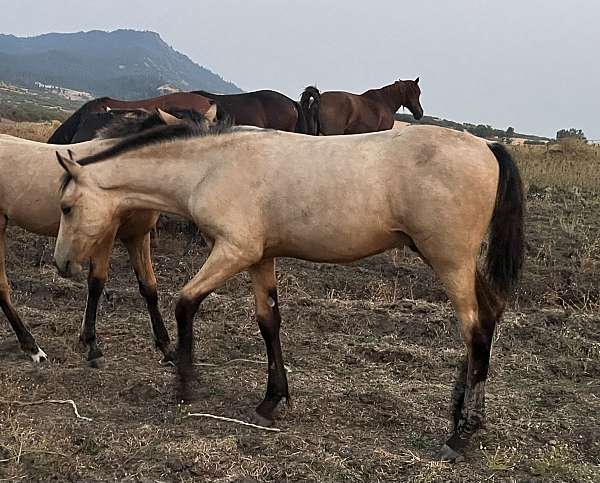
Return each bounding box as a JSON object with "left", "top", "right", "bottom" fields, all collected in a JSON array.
[{"left": 0, "top": 29, "right": 241, "bottom": 99}]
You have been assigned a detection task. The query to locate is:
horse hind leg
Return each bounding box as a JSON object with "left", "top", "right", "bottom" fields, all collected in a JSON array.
[
  {"left": 429, "top": 260, "right": 503, "bottom": 462},
  {"left": 0, "top": 217, "right": 46, "bottom": 362},
  {"left": 249, "top": 258, "right": 289, "bottom": 426},
  {"left": 122, "top": 232, "right": 174, "bottom": 363}
]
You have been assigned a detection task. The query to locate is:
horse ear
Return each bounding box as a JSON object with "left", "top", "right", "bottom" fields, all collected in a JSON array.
[
  {"left": 155, "top": 108, "right": 181, "bottom": 125},
  {"left": 415, "top": 77, "right": 420, "bottom": 84},
  {"left": 56, "top": 151, "right": 83, "bottom": 179},
  {"left": 205, "top": 103, "right": 218, "bottom": 124}
]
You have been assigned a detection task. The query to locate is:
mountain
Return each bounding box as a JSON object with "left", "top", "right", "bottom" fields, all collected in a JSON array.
[{"left": 0, "top": 29, "right": 241, "bottom": 99}]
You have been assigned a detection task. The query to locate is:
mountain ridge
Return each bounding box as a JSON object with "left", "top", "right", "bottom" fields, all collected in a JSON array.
[{"left": 0, "top": 29, "right": 242, "bottom": 98}]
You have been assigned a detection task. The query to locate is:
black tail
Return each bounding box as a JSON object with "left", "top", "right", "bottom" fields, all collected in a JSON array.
[
  {"left": 299, "top": 86, "right": 320, "bottom": 135},
  {"left": 485, "top": 143, "right": 525, "bottom": 298},
  {"left": 47, "top": 98, "right": 107, "bottom": 144},
  {"left": 293, "top": 101, "right": 308, "bottom": 134}
]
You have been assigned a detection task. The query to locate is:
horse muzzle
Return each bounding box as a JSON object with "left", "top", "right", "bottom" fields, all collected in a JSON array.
[{"left": 412, "top": 108, "right": 424, "bottom": 120}]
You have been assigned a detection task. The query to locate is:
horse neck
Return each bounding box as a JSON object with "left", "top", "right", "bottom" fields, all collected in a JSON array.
[
  {"left": 92, "top": 142, "right": 212, "bottom": 219},
  {"left": 369, "top": 83, "right": 407, "bottom": 112}
]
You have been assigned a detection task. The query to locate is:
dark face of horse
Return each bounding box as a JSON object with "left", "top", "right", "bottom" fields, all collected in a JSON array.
[{"left": 402, "top": 78, "right": 424, "bottom": 120}]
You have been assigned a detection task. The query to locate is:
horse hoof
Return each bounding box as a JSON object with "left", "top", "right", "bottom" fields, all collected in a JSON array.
[
  {"left": 88, "top": 356, "right": 105, "bottom": 369},
  {"left": 30, "top": 347, "right": 48, "bottom": 364},
  {"left": 252, "top": 411, "right": 274, "bottom": 428},
  {"left": 435, "top": 444, "right": 464, "bottom": 463},
  {"left": 160, "top": 350, "right": 177, "bottom": 367}
]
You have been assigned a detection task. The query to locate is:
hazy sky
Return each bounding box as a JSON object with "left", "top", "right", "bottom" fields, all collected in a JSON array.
[{"left": 1, "top": 1, "right": 598, "bottom": 138}]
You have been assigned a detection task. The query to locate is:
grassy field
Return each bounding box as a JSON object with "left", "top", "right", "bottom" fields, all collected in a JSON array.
[{"left": 0, "top": 122, "right": 598, "bottom": 481}]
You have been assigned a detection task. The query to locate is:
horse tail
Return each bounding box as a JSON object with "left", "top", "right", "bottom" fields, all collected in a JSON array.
[
  {"left": 47, "top": 98, "right": 108, "bottom": 144},
  {"left": 485, "top": 142, "right": 525, "bottom": 298},
  {"left": 299, "top": 86, "right": 320, "bottom": 135}
]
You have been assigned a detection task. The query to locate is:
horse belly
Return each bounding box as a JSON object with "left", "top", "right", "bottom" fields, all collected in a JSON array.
[{"left": 266, "top": 219, "right": 402, "bottom": 263}]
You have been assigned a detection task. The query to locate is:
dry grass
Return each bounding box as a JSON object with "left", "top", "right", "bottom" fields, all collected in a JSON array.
[
  {"left": 510, "top": 141, "right": 600, "bottom": 191},
  {"left": 0, "top": 120, "right": 60, "bottom": 142}
]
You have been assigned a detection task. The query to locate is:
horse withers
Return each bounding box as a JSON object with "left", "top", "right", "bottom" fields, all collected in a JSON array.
[
  {"left": 53, "top": 123, "right": 524, "bottom": 462},
  {"left": 300, "top": 78, "right": 423, "bottom": 135}
]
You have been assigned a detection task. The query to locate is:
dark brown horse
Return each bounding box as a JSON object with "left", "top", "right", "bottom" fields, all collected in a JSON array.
[
  {"left": 300, "top": 79, "right": 423, "bottom": 135},
  {"left": 70, "top": 107, "right": 215, "bottom": 143},
  {"left": 47, "top": 92, "right": 214, "bottom": 144},
  {"left": 192, "top": 89, "right": 309, "bottom": 133}
]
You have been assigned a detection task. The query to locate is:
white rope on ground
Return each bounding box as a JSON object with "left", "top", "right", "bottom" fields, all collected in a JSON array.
[
  {"left": 0, "top": 399, "right": 92, "bottom": 421},
  {"left": 186, "top": 412, "right": 281, "bottom": 432}
]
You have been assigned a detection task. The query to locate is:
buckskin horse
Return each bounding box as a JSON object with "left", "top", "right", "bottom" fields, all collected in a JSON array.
[
  {"left": 0, "top": 107, "right": 214, "bottom": 365},
  {"left": 192, "top": 89, "right": 310, "bottom": 133},
  {"left": 47, "top": 92, "right": 215, "bottom": 144},
  {"left": 300, "top": 78, "right": 423, "bottom": 135},
  {"left": 53, "top": 119, "right": 524, "bottom": 462}
]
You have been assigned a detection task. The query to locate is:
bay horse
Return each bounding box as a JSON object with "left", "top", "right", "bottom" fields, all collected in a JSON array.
[
  {"left": 0, "top": 107, "right": 214, "bottom": 365},
  {"left": 300, "top": 78, "right": 423, "bottom": 135},
  {"left": 192, "top": 89, "right": 309, "bottom": 133},
  {"left": 53, "top": 123, "right": 524, "bottom": 462},
  {"left": 47, "top": 92, "right": 215, "bottom": 144}
]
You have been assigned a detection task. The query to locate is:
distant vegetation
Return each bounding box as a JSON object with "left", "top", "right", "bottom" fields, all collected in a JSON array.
[
  {"left": 0, "top": 29, "right": 241, "bottom": 99},
  {"left": 0, "top": 83, "right": 77, "bottom": 122},
  {"left": 395, "top": 113, "right": 550, "bottom": 142},
  {"left": 556, "top": 128, "right": 586, "bottom": 141}
]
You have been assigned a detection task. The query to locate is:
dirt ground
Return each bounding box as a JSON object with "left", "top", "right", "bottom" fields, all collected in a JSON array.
[{"left": 0, "top": 187, "right": 598, "bottom": 482}]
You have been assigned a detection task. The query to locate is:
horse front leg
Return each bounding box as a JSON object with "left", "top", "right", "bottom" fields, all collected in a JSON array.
[
  {"left": 175, "top": 240, "right": 257, "bottom": 402},
  {"left": 0, "top": 216, "right": 46, "bottom": 362},
  {"left": 249, "top": 258, "right": 289, "bottom": 426},
  {"left": 79, "top": 239, "right": 114, "bottom": 367},
  {"left": 122, "top": 232, "right": 174, "bottom": 363}
]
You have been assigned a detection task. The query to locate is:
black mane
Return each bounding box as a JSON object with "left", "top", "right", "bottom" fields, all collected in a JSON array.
[
  {"left": 59, "top": 114, "right": 233, "bottom": 194},
  {"left": 96, "top": 108, "right": 210, "bottom": 140}
]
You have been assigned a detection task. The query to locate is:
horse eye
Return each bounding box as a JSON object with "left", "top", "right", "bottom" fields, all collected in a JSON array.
[{"left": 61, "top": 206, "right": 72, "bottom": 216}]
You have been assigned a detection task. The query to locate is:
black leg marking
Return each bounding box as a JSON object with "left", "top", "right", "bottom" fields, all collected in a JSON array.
[
  {"left": 174, "top": 294, "right": 206, "bottom": 403},
  {"left": 442, "top": 272, "right": 503, "bottom": 460},
  {"left": 138, "top": 280, "right": 173, "bottom": 362},
  {"left": 0, "top": 294, "right": 45, "bottom": 362},
  {"left": 255, "top": 288, "right": 289, "bottom": 425},
  {"left": 81, "top": 273, "right": 105, "bottom": 367}
]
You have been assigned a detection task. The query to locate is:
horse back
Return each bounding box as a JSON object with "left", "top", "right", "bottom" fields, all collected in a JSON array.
[
  {"left": 319, "top": 91, "right": 392, "bottom": 135},
  {"left": 192, "top": 90, "right": 298, "bottom": 130}
]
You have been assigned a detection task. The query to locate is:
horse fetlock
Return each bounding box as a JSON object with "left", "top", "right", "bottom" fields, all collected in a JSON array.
[
  {"left": 436, "top": 443, "right": 464, "bottom": 463},
  {"left": 87, "top": 346, "right": 105, "bottom": 368},
  {"left": 29, "top": 346, "right": 48, "bottom": 363}
]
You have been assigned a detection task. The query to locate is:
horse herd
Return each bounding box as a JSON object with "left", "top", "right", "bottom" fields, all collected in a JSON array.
[{"left": 0, "top": 77, "right": 524, "bottom": 463}]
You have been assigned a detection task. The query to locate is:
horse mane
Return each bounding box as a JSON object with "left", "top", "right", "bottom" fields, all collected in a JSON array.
[
  {"left": 59, "top": 114, "right": 233, "bottom": 194},
  {"left": 96, "top": 108, "right": 209, "bottom": 140}
]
